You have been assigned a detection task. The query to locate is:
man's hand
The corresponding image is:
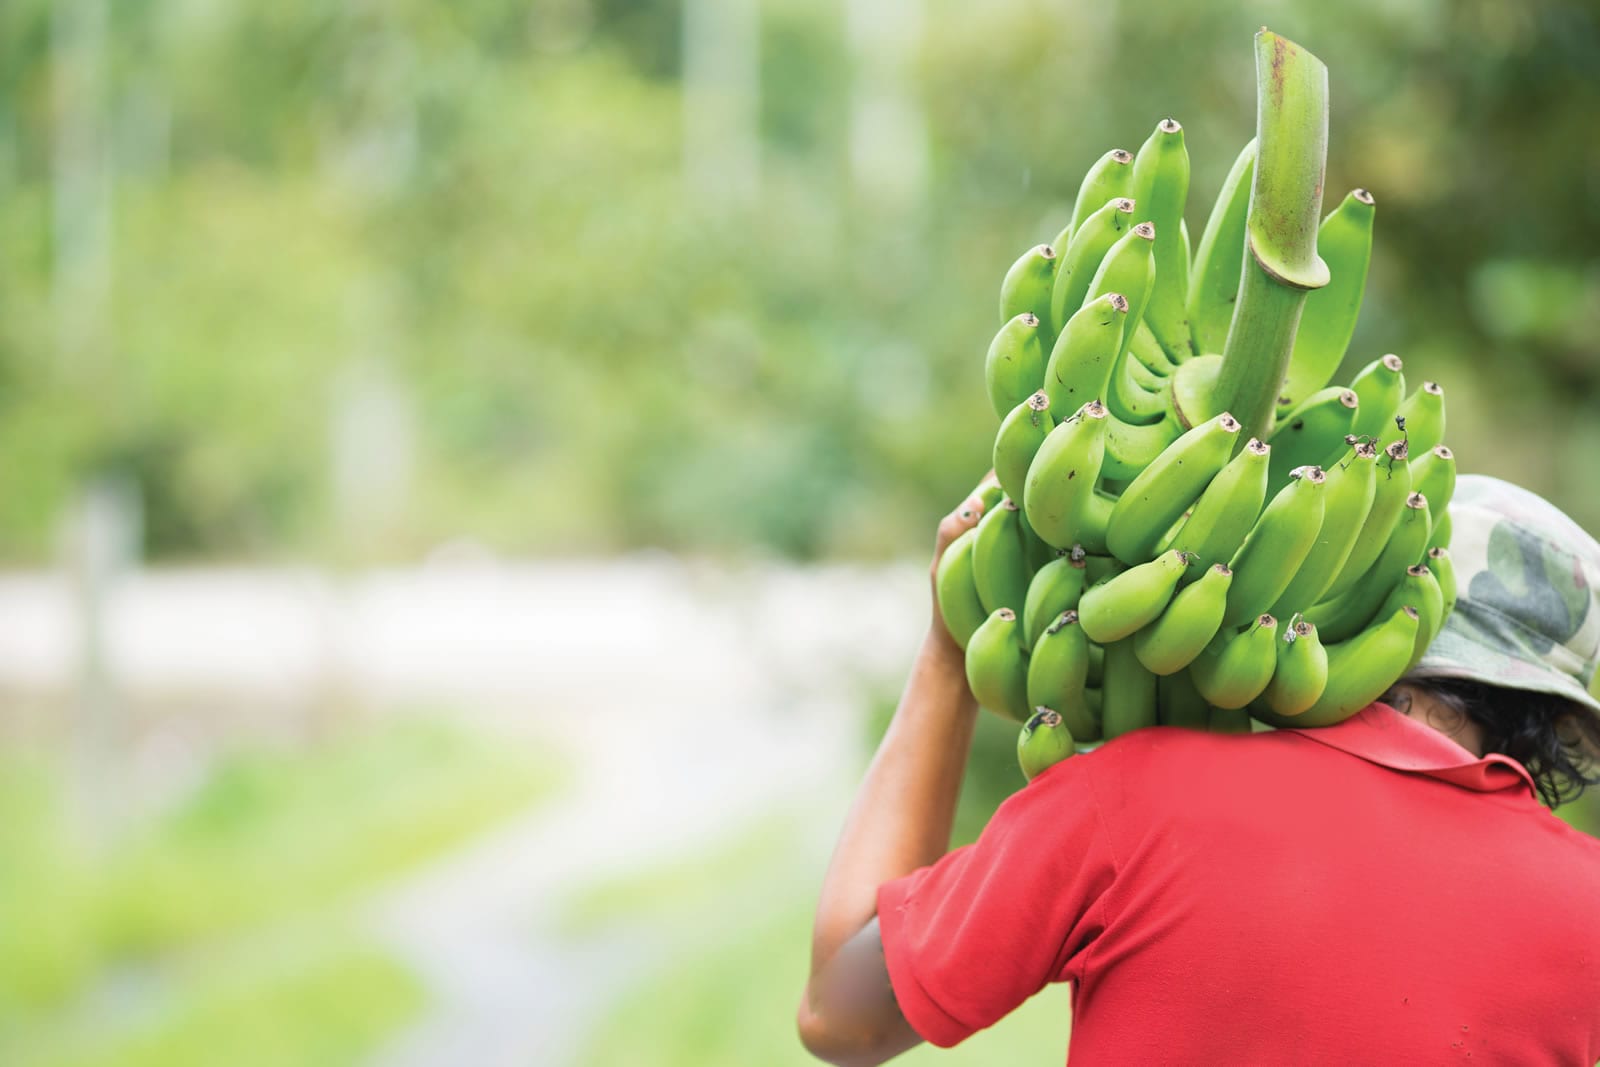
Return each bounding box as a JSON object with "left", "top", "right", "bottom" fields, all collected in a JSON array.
[
  {"left": 798, "top": 484, "right": 992, "bottom": 1064},
  {"left": 927, "top": 473, "right": 996, "bottom": 657}
]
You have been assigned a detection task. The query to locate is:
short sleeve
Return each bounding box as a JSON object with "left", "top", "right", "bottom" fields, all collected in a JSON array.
[{"left": 875, "top": 755, "right": 1119, "bottom": 1047}]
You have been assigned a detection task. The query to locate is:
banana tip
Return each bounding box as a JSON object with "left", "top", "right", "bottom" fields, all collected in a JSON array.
[
  {"left": 1111, "top": 149, "right": 1133, "bottom": 165},
  {"left": 1382, "top": 353, "right": 1403, "bottom": 371},
  {"left": 1354, "top": 188, "right": 1375, "bottom": 206},
  {"left": 1133, "top": 221, "right": 1155, "bottom": 240}
]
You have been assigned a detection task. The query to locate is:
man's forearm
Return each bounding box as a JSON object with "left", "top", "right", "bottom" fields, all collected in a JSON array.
[{"left": 807, "top": 627, "right": 979, "bottom": 972}]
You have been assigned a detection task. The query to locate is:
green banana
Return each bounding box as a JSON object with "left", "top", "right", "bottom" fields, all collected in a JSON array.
[
  {"left": 1077, "top": 548, "right": 1190, "bottom": 644},
  {"left": 1025, "top": 399, "right": 1114, "bottom": 552},
  {"left": 1256, "top": 605, "right": 1420, "bottom": 728},
  {"left": 1100, "top": 636, "right": 1158, "bottom": 739},
  {"left": 1027, "top": 609, "right": 1091, "bottom": 725},
  {"left": 1042, "top": 292, "right": 1130, "bottom": 417},
  {"left": 972, "top": 498, "right": 1033, "bottom": 616},
  {"left": 1268, "top": 440, "right": 1378, "bottom": 618},
  {"left": 1000, "top": 244, "right": 1060, "bottom": 338},
  {"left": 1223, "top": 466, "right": 1327, "bottom": 629},
  {"left": 1169, "top": 436, "right": 1271, "bottom": 574},
  {"left": 1051, "top": 198, "right": 1137, "bottom": 334},
  {"left": 1427, "top": 545, "right": 1457, "bottom": 621},
  {"left": 935, "top": 527, "right": 989, "bottom": 650},
  {"left": 1323, "top": 440, "right": 1412, "bottom": 601},
  {"left": 965, "top": 607, "right": 1032, "bottom": 722},
  {"left": 1277, "top": 189, "right": 1376, "bottom": 413},
  {"left": 1123, "top": 344, "right": 1167, "bottom": 390},
  {"left": 1101, "top": 411, "right": 1184, "bottom": 482},
  {"left": 1130, "top": 118, "right": 1192, "bottom": 361},
  {"left": 1265, "top": 387, "right": 1360, "bottom": 494},
  {"left": 1067, "top": 149, "right": 1135, "bottom": 235},
  {"left": 1158, "top": 665, "right": 1212, "bottom": 729},
  {"left": 1428, "top": 508, "right": 1452, "bottom": 553},
  {"left": 1017, "top": 506, "right": 1059, "bottom": 578},
  {"left": 985, "top": 312, "right": 1049, "bottom": 420},
  {"left": 1191, "top": 613, "right": 1279, "bottom": 709},
  {"left": 1348, "top": 353, "right": 1406, "bottom": 443},
  {"left": 1408, "top": 444, "right": 1457, "bottom": 531},
  {"left": 1023, "top": 549, "right": 1089, "bottom": 648},
  {"left": 1379, "top": 381, "right": 1446, "bottom": 456},
  {"left": 1260, "top": 616, "right": 1329, "bottom": 717},
  {"left": 1134, "top": 562, "right": 1233, "bottom": 675},
  {"left": 994, "top": 391, "right": 1054, "bottom": 504},
  {"left": 1373, "top": 562, "right": 1445, "bottom": 671},
  {"left": 1128, "top": 318, "right": 1180, "bottom": 378},
  {"left": 1084, "top": 554, "right": 1125, "bottom": 586},
  {"left": 1085, "top": 221, "right": 1157, "bottom": 363},
  {"left": 1308, "top": 491, "right": 1431, "bottom": 642},
  {"left": 1187, "top": 139, "right": 1256, "bottom": 357},
  {"left": 1107, "top": 346, "right": 1171, "bottom": 424},
  {"left": 1107, "top": 412, "right": 1243, "bottom": 564},
  {"left": 1018, "top": 707, "right": 1077, "bottom": 782}
]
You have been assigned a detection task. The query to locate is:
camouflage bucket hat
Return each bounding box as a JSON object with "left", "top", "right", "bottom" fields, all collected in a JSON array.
[{"left": 1410, "top": 474, "right": 1600, "bottom": 720}]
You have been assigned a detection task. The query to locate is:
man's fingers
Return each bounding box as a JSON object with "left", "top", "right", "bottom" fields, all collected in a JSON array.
[{"left": 934, "top": 495, "right": 986, "bottom": 561}]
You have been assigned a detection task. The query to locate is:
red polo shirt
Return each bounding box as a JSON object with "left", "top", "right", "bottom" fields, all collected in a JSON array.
[{"left": 878, "top": 703, "right": 1600, "bottom": 1064}]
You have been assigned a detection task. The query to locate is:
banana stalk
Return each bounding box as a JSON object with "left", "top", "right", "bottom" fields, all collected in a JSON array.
[{"left": 1212, "top": 30, "right": 1332, "bottom": 445}]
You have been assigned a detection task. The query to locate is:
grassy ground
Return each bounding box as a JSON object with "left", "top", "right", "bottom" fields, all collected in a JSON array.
[{"left": 0, "top": 714, "right": 564, "bottom": 1065}]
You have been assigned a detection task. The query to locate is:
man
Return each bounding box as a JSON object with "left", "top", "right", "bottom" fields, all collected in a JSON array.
[{"left": 798, "top": 475, "right": 1600, "bottom": 1065}]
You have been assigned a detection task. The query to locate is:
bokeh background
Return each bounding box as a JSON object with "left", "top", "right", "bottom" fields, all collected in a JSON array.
[{"left": 2, "top": 1, "right": 1598, "bottom": 1064}]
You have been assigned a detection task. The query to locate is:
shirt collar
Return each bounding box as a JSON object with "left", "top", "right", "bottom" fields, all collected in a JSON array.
[{"left": 1284, "top": 702, "right": 1539, "bottom": 798}]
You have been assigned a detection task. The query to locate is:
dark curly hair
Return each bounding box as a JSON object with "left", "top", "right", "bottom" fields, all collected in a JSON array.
[{"left": 1383, "top": 676, "right": 1600, "bottom": 809}]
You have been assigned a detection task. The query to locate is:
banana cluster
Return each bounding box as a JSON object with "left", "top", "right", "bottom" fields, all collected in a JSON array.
[{"left": 935, "top": 121, "right": 1459, "bottom": 781}]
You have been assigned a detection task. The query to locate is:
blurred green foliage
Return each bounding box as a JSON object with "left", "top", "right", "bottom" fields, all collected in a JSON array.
[
  {"left": 0, "top": 0, "right": 1593, "bottom": 564},
  {"left": 21, "top": 943, "right": 421, "bottom": 1067},
  {"left": 0, "top": 716, "right": 560, "bottom": 1037}
]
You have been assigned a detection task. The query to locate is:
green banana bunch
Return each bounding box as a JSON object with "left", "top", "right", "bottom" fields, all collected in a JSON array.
[
  {"left": 1018, "top": 707, "right": 1076, "bottom": 782},
  {"left": 1027, "top": 609, "right": 1093, "bottom": 731},
  {"left": 1025, "top": 399, "right": 1114, "bottom": 552},
  {"left": 945, "top": 36, "right": 1469, "bottom": 750},
  {"left": 1223, "top": 466, "right": 1327, "bottom": 629},
  {"left": 994, "top": 392, "right": 1054, "bottom": 504},
  {"left": 1260, "top": 616, "right": 1329, "bottom": 717},
  {"left": 1106, "top": 412, "right": 1242, "bottom": 564},
  {"left": 935, "top": 526, "right": 989, "bottom": 650},
  {"left": 1000, "top": 244, "right": 1060, "bottom": 339},
  {"left": 1023, "top": 549, "right": 1089, "bottom": 648},
  {"left": 985, "top": 313, "right": 1049, "bottom": 420},
  {"left": 972, "top": 498, "right": 1033, "bottom": 616},
  {"left": 1078, "top": 548, "right": 1191, "bottom": 644},
  {"left": 966, "top": 607, "right": 1032, "bottom": 722},
  {"left": 1191, "top": 614, "right": 1279, "bottom": 709},
  {"left": 1276, "top": 189, "right": 1376, "bottom": 414},
  {"left": 1133, "top": 562, "right": 1232, "bottom": 675}
]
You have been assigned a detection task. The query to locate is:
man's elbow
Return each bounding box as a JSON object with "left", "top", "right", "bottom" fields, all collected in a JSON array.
[{"left": 796, "top": 992, "right": 898, "bottom": 1067}]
